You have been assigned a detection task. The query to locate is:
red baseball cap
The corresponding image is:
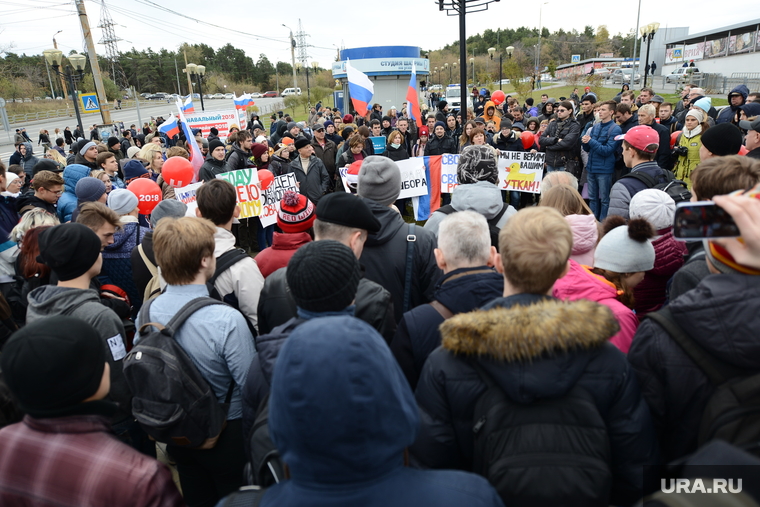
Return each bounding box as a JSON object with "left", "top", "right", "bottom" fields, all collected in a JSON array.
[{"left": 615, "top": 125, "right": 659, "bottom": 153}]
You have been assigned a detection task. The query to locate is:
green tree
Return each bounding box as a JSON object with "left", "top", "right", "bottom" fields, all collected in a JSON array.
[{"left": 254, "top": 54, "right": 275, "bottom": 90}]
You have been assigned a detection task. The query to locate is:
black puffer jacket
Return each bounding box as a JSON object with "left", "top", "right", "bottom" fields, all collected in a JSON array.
[
  {"left": 359, "top": 198, "right": 441, "bottom": 323},
  {"left": 425, "top": 134, "right": 457, "bottom": 156},
  {"left": 382, "top": 143, "right": 410, "bottom": 162},
  {"left": 413, "top": 294, "right": 657, "bottom": 506},
  {"left": 539, "top": 116, "right": 581, "bottom": 167},
  {"left": 629, "top": 274, "right": 760, "bottom": 463},
  {"left": 256, "top": 266, "right": 395, "bottom": 341},
  {"left": 391, "top": 266, "right": 503, "bottom": 390}
]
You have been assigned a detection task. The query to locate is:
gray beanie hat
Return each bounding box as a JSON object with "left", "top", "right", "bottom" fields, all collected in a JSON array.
[
  {"left": 107, "top": 188, "right": 139, "bottom": 216},
  {"left": 78, "top": 141, "right": 97, "bottom": 156},
  {"left": 150, "top": 199, "right": 188, "bottom": 227},
  {"left": 594, "top": 219, "right": 655, "bottom": 273},
  {"left": 75, "top": 177, "right": 106, "bottom": 203},
  {"left": 357, "top": 156, "right": 401, "bottom": 206}
]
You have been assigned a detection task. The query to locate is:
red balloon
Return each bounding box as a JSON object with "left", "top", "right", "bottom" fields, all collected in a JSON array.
[
  {"left": 161, "top": 156, "right": 194, "bottom": 187},
  {"left": 670, "top": 130, "right": 682, "bottom": 149},
  {"left": 491, "top": 90, "right": 506, "bottom": 106},
  {"left": 128, "top": 178, "right": 163, "bottom": 214},
  {"left": 258, "top": 169, "right": 274, "bottom": 190},
  {"left": 739, "top": 145, "right": 749, "bottom": 156},
  {"left": 521, "top": 131, "right": 535, "bottom": 150}
]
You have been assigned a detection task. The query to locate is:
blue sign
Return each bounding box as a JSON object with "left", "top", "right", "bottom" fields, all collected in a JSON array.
[
  {"left": 370, "top": 136, "right": 386, "bottom": 154},
  {"left": 571, "top": 54, "right": 581, "bottom": 63},
  {"left": 80, "top": 93, "right": 100, "bottom": 113}
]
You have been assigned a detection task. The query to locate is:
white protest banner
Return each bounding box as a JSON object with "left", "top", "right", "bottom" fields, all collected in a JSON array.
[
  {"left": 497, "top": 151, "right": 545, "bottom": 194},
  {"left": 215, "top": 169, "right": 262, "bottom": 218},
  {"left": 439, "top": 154, "right": 460, "bottom": 194},
  {"left": 183, "top": 110, "right": 240, "bottom": 140},
  {"left": 259, "top": 173, "right": 300, "bottom": 227},
  {"left": 174, "top": 181, "right": 203, "bottom": 217},
  {"left": 339, "top": 159, "right": 428, "bottom": 199}
]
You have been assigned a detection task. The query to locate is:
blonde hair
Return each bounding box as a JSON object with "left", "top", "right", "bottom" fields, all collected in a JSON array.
[
  {"left": 46, "top": 148, "right": 67, "bottom": 168},
  {"left": 11, "top": 208, "right": 60, "bottom": 243},
  {"left": 154, "top": 217, "right": 216, "bottom": 285},
  {"left": 499, "top": 207, "right": 572, "bottom": 294},
  {"left": 539, "top": 184, "right": 593, "bottom": 216},
  {"left": 138, "top": 143, "right": 162, "bottom": 164}
]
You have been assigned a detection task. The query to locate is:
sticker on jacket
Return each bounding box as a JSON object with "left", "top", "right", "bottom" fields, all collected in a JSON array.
[{"left": 107, "top": 334, "right": 127, "bottom": 361}]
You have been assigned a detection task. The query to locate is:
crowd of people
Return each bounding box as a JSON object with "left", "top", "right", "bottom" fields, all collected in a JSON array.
[{"left": 0, "top": 79, "right": 759, "bottom": 507}]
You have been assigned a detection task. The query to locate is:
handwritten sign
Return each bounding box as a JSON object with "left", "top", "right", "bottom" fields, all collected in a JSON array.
[
  {"left": 174, "top": 181, "right": 203, "bottom": 217},
  {"left": 216, "top": 169, "right": 262, "bottom": 218},
  {"left": 498, "top": 151, "right": 546, "bottom": 194},
  {"left": 339, "top": 158, "right": 427, "bottom": 199},
  {"left": 259, "top": 173, "right": 299, "bottom": 227}
]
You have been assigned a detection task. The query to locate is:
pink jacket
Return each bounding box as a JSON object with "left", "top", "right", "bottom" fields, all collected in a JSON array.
[{"left": 553, "top": 260, "right": 639, "bottom": 353}]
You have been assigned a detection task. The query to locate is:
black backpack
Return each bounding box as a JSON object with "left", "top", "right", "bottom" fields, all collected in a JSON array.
[
  {"left": 647, "top": 308, "right": 760, "bottom": 451},
  {"left": 248, "top": 392, "right": 286, "bottom": 487},
  {"left": 622, "top": 169, "right": 691, "bottom": 204},
  {"left": 470, "top": 360, "right": 612, "bottom": 506},
  {"left": 437, "top": 203, "right": 510, "bottom": 251},
  {"left": 123, "top": 297, "right": 235, "bottom": 449}
]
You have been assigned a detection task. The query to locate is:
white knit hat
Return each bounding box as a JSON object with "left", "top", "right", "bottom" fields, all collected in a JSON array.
[{"left": 629, "top": 189, "right": 675, "bottom": 233}]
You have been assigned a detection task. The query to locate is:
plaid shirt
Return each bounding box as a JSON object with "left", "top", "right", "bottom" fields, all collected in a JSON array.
[{"left": 0, "top": 411, "right": 185, "bottom": 507}]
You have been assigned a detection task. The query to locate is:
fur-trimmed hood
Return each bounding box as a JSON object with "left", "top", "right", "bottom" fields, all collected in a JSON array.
[{"left": 440, "top": 294, "right": 620, "bottom": 403}]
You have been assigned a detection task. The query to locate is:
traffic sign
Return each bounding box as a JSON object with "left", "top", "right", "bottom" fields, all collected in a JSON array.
[
  {"left": 572, "top": 54, "right": 581, "bottom": 63},
  {"left": 80, "top": 93, "right": 100, "bottom": 113}
]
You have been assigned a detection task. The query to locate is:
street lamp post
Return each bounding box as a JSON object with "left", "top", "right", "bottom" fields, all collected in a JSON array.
[
  {"left": 470, "top": 57, "right": 475, "bottom": 85},
  {"left": 434, "top": 67, "right": 438, "bottom": 86},
  {"left": 186, "top": 63, "right": 206, "bottom": 111},
  {"left": 640, "top": 22, "right": 660, "bottom": 88},
  {"left": 43, "top": 49, "right": 86, "bottom": 132},
  {"left": 488, "top": 46, "right": 513, "bottom": 91},
  {"left": 536, "top": 2, "right": 549, "bottom": 79}
]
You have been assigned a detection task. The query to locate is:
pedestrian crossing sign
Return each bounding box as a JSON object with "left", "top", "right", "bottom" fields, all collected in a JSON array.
[
  {"left": 572, "top": 55, "right": 581, "bottom": 63},
  {"left": 80, "top": 93, "right": 100, "bottom": 113}
]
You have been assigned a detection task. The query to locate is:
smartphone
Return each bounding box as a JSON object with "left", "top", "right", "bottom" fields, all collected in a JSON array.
[{"left": 673, "top": 201, "right": 740, "bottom": 240}]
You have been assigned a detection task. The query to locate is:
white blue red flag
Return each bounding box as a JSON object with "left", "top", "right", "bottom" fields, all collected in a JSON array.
[
  {"left": 346, "top": 59, "right": 374, "bottom": 117},
  {"left": 234, "top": 93, "right": 254, "bottom": 110},
  {"left": 176, "top": 108, "right": 204, "bottom": 180},
  {"left": 158, "top": 114, "right": 180, "bottom": 138},
  {"left": 181, "top": 95, "right": 195, "bottom": 114},
  {"left": 406, "top": 62, "right": 423, "bottom": 128}
]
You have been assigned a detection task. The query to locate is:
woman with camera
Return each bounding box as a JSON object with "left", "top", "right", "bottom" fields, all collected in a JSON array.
[{"left": 673, "top": 109, "right": 707, "bottom": 187}]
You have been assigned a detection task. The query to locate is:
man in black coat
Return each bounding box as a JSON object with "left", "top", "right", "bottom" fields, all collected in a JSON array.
[
  {"left": 391, "top": 210, "right": 502, "bottom": 390},
  {"left": 357, "top": 156, "right": 441, "bottom": 323},
  {"left": 412, "top": 206, "right": 656, "bottom": 507},
  {"left": 425, "top": 122, "right": 457, "bottom": 156}
]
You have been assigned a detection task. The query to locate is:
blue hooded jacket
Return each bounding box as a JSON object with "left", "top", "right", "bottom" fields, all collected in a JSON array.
[
  {"left": 58, "top": 164, "right": 91, "bottom": 222},
  {"left": 716, "top": 84, "right": 749, "bottom": 124},
  {"left": 582, "top": 120, "right": 622, "bottom": 174},
  {"left": 261, "top": 316, "right": 504, "bottom": 507}
]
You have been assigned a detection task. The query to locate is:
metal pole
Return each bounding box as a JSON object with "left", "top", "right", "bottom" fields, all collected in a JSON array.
[
  {"left": 459, "top": 0, "right": 467, "bottom": 117},
  {"left": 306, "top": 66, "right": 311, "bottom": 106},
  {"left": 632, "top": 0, "right": 642, "bottom": 79},
  {"left": 53, "top": 33, "right": 68, "bottom": 100},
  {"left": 45, "top": 59, "right": 56, "bottom": 99},
  {"left": 67, "top": 69, "right": 84, "bottom": 133},
  {"left": 133, "top": 86, "right": 142, "bottom": 128},
  {"left": 499, "top": 54, "right": 503, "bottom": 91},
  {"left": 643, "top": 34, "right": 652, "bottom": 88},
  {"left": 75, "top": 0, "right": 111, "bottom": 124},
  {"left": 174, "top": 58, "right": 181, "bottom": 95},
  {"left": 198, "top": 76, "right": 205, "bottom": 111}
]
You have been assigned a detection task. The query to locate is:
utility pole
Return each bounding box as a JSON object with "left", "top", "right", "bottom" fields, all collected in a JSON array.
[
  {"left": 283, "top": 24, "right": 298, "bottom": 92},
  {"left": 75, "top": 0, "right": 112, "bottom": 124},
  {"left": 174, "top": 58, "right": 181, "bottom": 95}
]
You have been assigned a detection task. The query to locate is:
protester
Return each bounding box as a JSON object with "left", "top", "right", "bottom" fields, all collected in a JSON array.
[
  {"left": 199, "top": 139, "right": 228, "bottom": 183},
  {"left": 57, "top": 163, "right": 91, "bottom": 222},
  {"left": 290, "top": 136, "right": 330, "bottom": 204},
  {"left": 539, "top": 184, "right": 599, "bottom": 265},
  {"left": 582, "top": 100, "right": 622, "bottom": 220},
  {"left": 255, "top": 190, "right": 314, "bottom": 278},
  {"left": 15, "top": 170, "right": 62, "bottom": 216},
  {"left": 538, "top": 100, "right": 581, "bottom": 172},
  {"left": 97, "top": 151, "right": 126, "bottom": 189},
  {"left": 357, "top": 156, "right": 441, "bottom": 322},
  {"left": 413, "top": 207, "right": 656, "bottom": 506},
  {"left": 0, "top": 317, "right": 184, "bottom": 506},
  {"left": 716, "top": 85, "right": 748, "bottom": 125},
  {"left": 699, "top": 122, "right": 743, "bottom": 161},
  {"left": 673, "top": 109, "right": 706, "bottom": 187},
  {"left": 136, "top": 216, "right": 254, "bottom": 506},
  {"left": 70, "top": 176, "right": 107, "bottom": 223}
]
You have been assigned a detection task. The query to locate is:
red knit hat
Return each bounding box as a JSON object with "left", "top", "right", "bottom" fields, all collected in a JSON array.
[{"left": 277, "top": 191, "right": 316, "bottom": 233}]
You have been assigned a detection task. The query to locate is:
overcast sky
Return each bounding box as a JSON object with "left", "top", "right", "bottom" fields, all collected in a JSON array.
[{"left": 2, "top": 0, "right": 757, "bottom": 65}]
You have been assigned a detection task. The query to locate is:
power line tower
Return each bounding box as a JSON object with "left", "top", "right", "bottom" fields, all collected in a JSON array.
[
  {"left": 97, "top": 0, "right": 128, "bottom": 89},
  {"left": 295, "top": 19, "right": 310, "bottom": 66}
]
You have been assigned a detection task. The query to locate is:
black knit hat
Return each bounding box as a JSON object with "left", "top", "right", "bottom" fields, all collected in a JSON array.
[
  {"left": 286, "top": 240, "right": 361, "bottom": 312},
  {"left": 38, "top": 223, "right": 102, "bottom": 281},
  {"left": 316, "top": 192, "right": 380, "bottom": 233},
  {"left": 700, "top": 123, "right": 743, "bottom": 156},
  {"left": 294, "top": 136, "right": 310, "bottom": 151},
  {"left": 1, "top": 316, "right": 106, "bottom": 417},
  {"left": 107, "top": 136, "right": 120, "bottom": 148},
  {"left": 208, "top": 139, "right": 225, "bottom": 153}
]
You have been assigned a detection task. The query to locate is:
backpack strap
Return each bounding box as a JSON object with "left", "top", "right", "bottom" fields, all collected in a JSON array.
[
  {"left": 138, "top": 244, "right": 157, "bottom": 277},
  {"left": 488, "top": 202, "right": 510, "bottom": 227},
  {"left": 209, "top": 249, "right": 249, "bottom": 287},
  {"left": 403, "top": 224, "right": 416, "bottom": 313},
  {"left": 621, "top": 170, "right": 658, "bottom": 188},
  {"left": 646, "top": 307, "right": 743, "bottom": 386},
  {"left": 436, "top": 204, "right": 456, "bottom": 215},
  {"left": 429, "top": 300, "right": 454, "bottom": 320},
  {"left": 138, "top": 297, "right": 227, "bottom": 337}
]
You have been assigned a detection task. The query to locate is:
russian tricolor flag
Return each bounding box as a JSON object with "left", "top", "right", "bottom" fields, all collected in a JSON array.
[
  {"left": 412, "top": 156, "right": 442, "bottom": 221},
  {"left": 406, "top": 63, "right": 423, "bottom": 128},
  {"left": 176, "top": 108, "right": 204, "bottom": 181},
  {"left": 234, "top": 93, "right": 254, "bottom": 110},
  {"left": 158, "top": 114, "right": 180, "bottom": 138},
  {"left": 346, "top": 59, "right": 373, "bottom": 117},
  {"left": 181, "top": 95, "right": 195, "bottom": 114}
]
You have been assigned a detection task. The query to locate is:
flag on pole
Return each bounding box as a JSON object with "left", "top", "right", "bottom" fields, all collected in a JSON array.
[
  {"left": 234, "top": 93, "right": 254, "bottom": 110},
  {"left": 181, "top": 95, "right": 195, "bottom": 114},
  {"left": 412, "top": 156, "right": 442, "bottom": 221},
  {"left": 157, "top": 114, "right": 180, "bottom": 138},
  {"left": 176, "top": 107, "right": 204, "bottom": 180},
  {"left": 406, "top": 62, "right": 423, "bottom": 128},
  {"left": 345, "top": 59, "right": 374, "bottom": 117}
]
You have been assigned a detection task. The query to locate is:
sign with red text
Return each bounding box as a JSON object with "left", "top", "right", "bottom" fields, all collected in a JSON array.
[{"left": 184, "top": 110, "right": 241, "bottom": 140}]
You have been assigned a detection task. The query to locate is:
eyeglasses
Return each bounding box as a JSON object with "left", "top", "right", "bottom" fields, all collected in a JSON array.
[
  {"left": 44, "top": 188, "right": 63, "bottom": 196},
  {"left": 556, "top": 108, "right": 568, "bottom": 112}
]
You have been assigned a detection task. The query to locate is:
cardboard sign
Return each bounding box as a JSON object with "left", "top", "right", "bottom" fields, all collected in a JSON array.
[
  {"left": 174, "top": 181, "right": 204, "bottom": 216},
  {"left": 497, "top": 151, "right": 545, "bottom": 194},
  {"left": 259, "top": 173, "right": 300, "bottom": 227},
  {"left": 184, "top": 110, "right": 241, "bottom": 140},
  {"left": 215, "top": 169, "right": 262, "bottom": 218},
  {"left": 339, "top": 159, "right": 427, "bottom": 199}
]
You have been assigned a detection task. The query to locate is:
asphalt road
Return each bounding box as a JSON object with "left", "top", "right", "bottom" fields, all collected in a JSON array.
[{"left": 1, "top": 97, "right": 284, "bottom": 164}]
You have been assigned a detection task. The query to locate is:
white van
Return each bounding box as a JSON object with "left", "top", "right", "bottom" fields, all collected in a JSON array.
[{"left": 281, "top": 88, "right": 302, "bottom": 97}]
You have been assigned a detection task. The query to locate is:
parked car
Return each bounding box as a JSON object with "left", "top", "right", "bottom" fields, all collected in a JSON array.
[
  {"left": 224, "top": 93, "right": 234, "bottom": 99},
  {"left": 250, "top": 92, "right": 262, "bottom": 98},
  {"left": 211, "top": 93, "right": 224, "bottom": 99},
  {"left": 203, "top": 94, "right": 212, "bottom": 99},
  {"left": 610, "top": 69, "right": 641, "bottom": 84},
  {"left": 147, "top": 93, "right": 167, "bottom": 100},
  {"left": 281, "top": 87, "right": 302, "bottom": 97},
  {"left": 191, "top": 93, "right": 200, "bottom": 99},
  {"left": 665, "top": 67, "right": 702, "bottom": 83},
  {"left": 263, "top": 91, "right": 278, "bottom": 98},
  {"left": 140, "top": 92, "right": 151, "bottom": 98}
]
